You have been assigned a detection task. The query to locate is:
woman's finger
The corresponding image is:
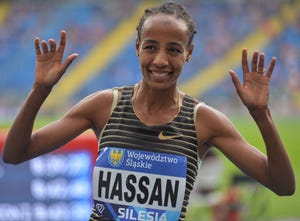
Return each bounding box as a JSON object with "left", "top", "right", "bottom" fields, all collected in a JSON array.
[
  {"left": 57, "top": 30, "right": 66, "bottom": 54},
  {"left": 265, "top": 57, "right": 276, "bottom": 78},
  {"left": 41, "top": 40, "right": 49, "bottom": 53},
  {"left": 257, "top": 53, "right": 265, "bottom": 74},
  {"left": 251, "top": 50, "right": 259, "bottom": 72},
  {"left": 241, "top": 48, "right": 249, "bottom": 74},
  {"left": 34, "top": 37, "right": 42, "bottom": 55},
  {"left": 49, "top": 39, "right": 56, "bottom": 53}
]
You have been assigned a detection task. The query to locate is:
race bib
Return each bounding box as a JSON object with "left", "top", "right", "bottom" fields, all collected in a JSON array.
[{"left": 92, "top": 147, "right": 187, "bottom": 221}]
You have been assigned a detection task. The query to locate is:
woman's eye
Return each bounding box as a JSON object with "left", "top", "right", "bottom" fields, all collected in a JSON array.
[
  {"left": 143, "top": 45, "right": 156, "bottom": 51},
  {"left": 168, "top": 48, "right": 182, "bottom": 54}
]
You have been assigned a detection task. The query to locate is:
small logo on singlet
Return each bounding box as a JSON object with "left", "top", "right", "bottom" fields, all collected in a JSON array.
[
  {"left": 108, "top": 148, "right": 125, "bottom": 167},
  {"left": 158, "top": 131, "right": 183, "bottom": 140},
  {"left": 96, "top": 203, "right": 105, "bottom": 214}
]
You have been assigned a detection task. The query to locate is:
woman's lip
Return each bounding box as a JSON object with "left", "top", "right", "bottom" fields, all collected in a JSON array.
[
  {"left": 151, "top": 71, "right": 169, "bottom": 77},
  {"left": 150, "top": 71, "right": 171, "bottom": 81}
]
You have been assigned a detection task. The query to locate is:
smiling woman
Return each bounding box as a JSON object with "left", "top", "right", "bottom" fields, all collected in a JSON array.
[
  {"left": 2, "top": 1, "right": 295, "bottom": 221},
  {"left": 136, "top": 13, "right": 193, "bottom": 92}
]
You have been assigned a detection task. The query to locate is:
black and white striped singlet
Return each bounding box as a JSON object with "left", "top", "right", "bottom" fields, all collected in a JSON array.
[{"left": 89, "top": 86, "right": 201, "bottom": 221}]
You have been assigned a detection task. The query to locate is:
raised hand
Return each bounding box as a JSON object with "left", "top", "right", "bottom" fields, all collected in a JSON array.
[
  {"left": 229, "top": 48, "right": 276, "bottom": 112},
  {"left": 34, "top": 30, "right": 78, "bottom": 89}
]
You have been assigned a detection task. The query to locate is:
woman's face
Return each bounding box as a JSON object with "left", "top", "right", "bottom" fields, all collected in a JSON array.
[{"left": 136, "top": 14, "right": 193, "bottom": 90}]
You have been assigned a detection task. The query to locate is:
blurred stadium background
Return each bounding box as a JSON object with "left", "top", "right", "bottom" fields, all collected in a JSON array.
[{"left": 0, "top": 0, "right": 299, "bottom": 220}]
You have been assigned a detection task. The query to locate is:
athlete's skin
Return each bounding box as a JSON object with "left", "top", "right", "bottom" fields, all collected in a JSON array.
[{"left": 3, "top": 12, "right": 295, "bottom": 197}]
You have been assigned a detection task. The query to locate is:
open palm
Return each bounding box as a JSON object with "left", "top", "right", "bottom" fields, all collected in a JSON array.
[
  {"left": 229, "top": 49, "right": 276, "bottom": 111},
  {"left": 34, "top": 30, "right": 78, "bottom": 89}
]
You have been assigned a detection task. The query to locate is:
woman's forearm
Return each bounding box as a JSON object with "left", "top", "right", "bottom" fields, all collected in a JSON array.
[
  {"left": 2, "top": 84, "right": 51, "bottom": 164},
  {"left": 250, "top": 107, "right": 295, "bottom": 195}
]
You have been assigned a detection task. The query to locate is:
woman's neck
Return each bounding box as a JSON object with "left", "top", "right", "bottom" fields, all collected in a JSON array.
[{"left": 132, "top": 82, "right": 182, "bottom": 126}]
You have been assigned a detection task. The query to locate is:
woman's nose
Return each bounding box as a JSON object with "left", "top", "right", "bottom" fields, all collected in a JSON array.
[{"left": 153, "top": 50, "right": 169, "bottom": 67}]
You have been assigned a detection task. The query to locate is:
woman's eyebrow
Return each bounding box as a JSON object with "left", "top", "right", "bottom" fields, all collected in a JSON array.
[
  {"left": 143, "top": 39, "right": 158, "bottom": 44},
  {"left": 167, "top": 41, "right": 185, "bottom": 48}
]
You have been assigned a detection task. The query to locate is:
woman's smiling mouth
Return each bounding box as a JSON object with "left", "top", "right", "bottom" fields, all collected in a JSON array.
[{"left": 150, "top": 71, "right": 170, "bottom": 81}]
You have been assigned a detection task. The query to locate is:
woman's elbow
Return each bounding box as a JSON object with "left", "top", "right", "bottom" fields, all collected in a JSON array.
[
  {"left": 2, "top": 154, "right": 24, "bottom": 165},
  {"left": 272, "top": 181, "right": 296, "bottom": 196},
  {"left": 276, "top": 186, "right": 295, "bottom": 196}
]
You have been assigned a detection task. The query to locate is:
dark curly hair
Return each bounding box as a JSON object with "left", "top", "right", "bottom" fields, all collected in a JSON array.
[{"left": 136, "top": 1, "right": 197, "bottom": 46}]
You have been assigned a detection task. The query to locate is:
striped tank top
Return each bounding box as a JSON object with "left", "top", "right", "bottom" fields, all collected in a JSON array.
[{"left": 90, "top": 86, "right": 201, "bottom": 221}]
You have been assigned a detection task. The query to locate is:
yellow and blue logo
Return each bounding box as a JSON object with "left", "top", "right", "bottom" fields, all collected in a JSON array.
[{"left": 108, "top": 148, "right": 125, "bottom": 167}]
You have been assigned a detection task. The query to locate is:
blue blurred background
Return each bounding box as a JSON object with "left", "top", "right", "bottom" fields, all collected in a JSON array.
[{"left": 0, "top": 0, "right": 299, "bottom": 119}]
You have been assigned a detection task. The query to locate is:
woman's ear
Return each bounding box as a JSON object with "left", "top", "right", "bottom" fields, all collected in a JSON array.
[
  {"left": 186, "top": 43, "right": 194, "bottom": 62},
  {"left": 186, "top": 56, "right": 191, "bottom": 62},
  {"left": 136, "top": 38, "right": 140, "bottom": 57}
]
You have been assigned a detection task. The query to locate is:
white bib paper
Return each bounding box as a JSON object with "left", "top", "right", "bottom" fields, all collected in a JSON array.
[{"left": 92, "top": 147, "right": 187, "bottom": 221}]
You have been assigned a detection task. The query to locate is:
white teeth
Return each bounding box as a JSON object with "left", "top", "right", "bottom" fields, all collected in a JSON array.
[{"left": 152, "top": 72, "right": 168, "bottom": 77}]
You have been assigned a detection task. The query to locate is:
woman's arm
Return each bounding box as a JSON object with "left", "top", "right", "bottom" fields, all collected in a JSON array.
[
  {"left": 196, "top": 49, "right": 295, "bottom": 196},
  {"left": 3, "top": 30, "right": 79, "bottom": 164}
]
